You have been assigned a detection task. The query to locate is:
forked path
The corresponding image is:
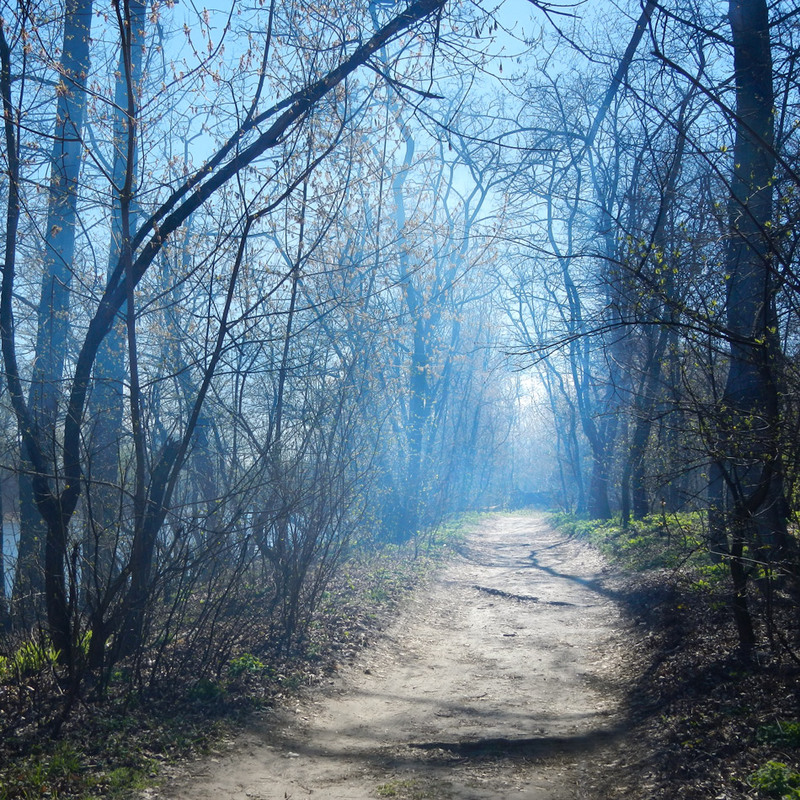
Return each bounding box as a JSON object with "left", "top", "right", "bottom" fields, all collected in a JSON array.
[{"left": 155, "top": 514, "right": 631, "bottom": 800}]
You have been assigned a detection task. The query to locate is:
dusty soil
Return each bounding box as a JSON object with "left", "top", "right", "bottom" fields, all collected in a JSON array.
[{"left": 152, "top": 514, "right": 634, "bottom": 800}]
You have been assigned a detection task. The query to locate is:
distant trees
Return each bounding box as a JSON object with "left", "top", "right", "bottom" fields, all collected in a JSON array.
[
  {"left": 4, "top": 0, "right": 796, "bottom": 710},
  {"left": 503, "top": 0, "right": 800, "bottom": 650},
  {"left": 13, "top": 0, "right": 93, "bottom": 629},
  {"left": 0, "top": 0, "right": 467, "bottom": 681},
  {"left": 0, "top": 0, "right": 525, "bottom": 714}
]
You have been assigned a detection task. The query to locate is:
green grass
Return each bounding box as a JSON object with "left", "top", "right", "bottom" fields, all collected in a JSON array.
[
  {"left": 0, "top": 742, "right": 90, "bottom": 800},
  {"left": 375, "top": 778, "right": 440, "bottom": 799},
  {"left": 0, "top": 697, "right": 226, "bottom": 800},
  {"left": 547, "top": 510, "right": 713, "bottom": 572},
  {"left": 423, "top": 511, "right": 485, "bottom": 549}
]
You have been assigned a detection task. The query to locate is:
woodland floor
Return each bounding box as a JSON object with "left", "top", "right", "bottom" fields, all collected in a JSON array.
[
  {"left": 151, "top": 514, "right": 636, "bottom": 800},
  {"left": 3, "top": 513, "right": 797, "bottom": 798},
  {"left": 142, "top": 513, "right": 800, "bottom": 800}
]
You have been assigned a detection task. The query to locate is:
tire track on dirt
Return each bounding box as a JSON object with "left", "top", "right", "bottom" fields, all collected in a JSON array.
[{"left": 152, "top": 514, "right": 631, "bottom": 800}]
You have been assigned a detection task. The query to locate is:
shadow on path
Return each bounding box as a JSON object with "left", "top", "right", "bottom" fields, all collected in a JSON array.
[
  {"left": 269, "top": 720, "right": 629, "bottom": 771},
  {"left": 408, "top": 723, "right": 627, "bottom": 761},
  {"left": 526, "top": 549, "right": 625, "bottom": 603}
]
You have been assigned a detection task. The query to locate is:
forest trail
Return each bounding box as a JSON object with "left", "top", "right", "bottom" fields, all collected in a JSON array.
[{"left": 153, "top": 514, "right": 632, "bottom": 800}]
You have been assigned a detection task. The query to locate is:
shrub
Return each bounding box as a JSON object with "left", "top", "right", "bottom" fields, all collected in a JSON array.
[
  {"left": 0, "top": 639, "right": 60, "bottom": 681},
  {"left": 758, "top": 722, "right": 800, "bottom": 748},
  {"left": 227, "top": 653, "right": 266, "bottom": 679},
  {"left": 749, "top": 760, "right": 800, "bottom": 798}
]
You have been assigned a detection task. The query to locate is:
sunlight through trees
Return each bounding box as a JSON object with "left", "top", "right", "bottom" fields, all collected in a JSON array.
[{"left": 0, "top": 0, "right": 799, "bottom": 723}]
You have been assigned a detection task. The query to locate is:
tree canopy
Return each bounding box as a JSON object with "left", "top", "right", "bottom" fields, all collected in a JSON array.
[{"left": 0, "top": 0, "right": 798, "bottom": 706}]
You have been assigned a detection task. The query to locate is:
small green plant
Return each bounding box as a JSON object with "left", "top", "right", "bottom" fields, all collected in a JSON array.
[
  {"left": 368, "top": 585, "right": 390, "bottom": 603},
  {"left": 691, "top": 562, "right": 728, "bottom": 594},
  {"left": 227, "top": 652, "right": 265, "bottom": 678},
  {"left": 758, "top": 721, "right": 800, "bottom": 748},
  {"left": 47, "top": 741, "right": 82, "bottom": 778},
  {"left": 306, "top": 642, "right": 322, "bottom": 659},
  {"left": 749, "top": 760, "right": 800, "bottom": 797},
  {"left": 279, "top": 672, "right": 303, "bottom": 691},
  {"left": 0, "top": 638, "right": 60, "bottom": 680},
  {"left": 376, "top": 780, "right": 404, "bottom": 797}
]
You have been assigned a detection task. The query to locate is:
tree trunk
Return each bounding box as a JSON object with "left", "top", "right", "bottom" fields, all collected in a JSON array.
[
  {"left": 718, "top": 0, "right": 786, "bottom": 650},
  {"left": 588, "top": 449, "right": 613, "bottom": 520},
  {"left": 13, "top": 0, "right": 93, "bottom": 628},
  {"left": 84, "top": 0, "right": 146, "bottom": 667},
  {"left": 722, "top": 0, "right": 786, "bottom": 545}
]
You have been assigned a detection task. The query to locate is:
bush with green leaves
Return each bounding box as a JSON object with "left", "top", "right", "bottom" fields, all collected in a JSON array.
[
  {"left": 758, "top": 722, "right": 800, "bottom": 748},
  {"left": 749, "top": 760, "right": 800, "bottom": 798},
  {"left": 227, "top": 653, "right": 266, "bottom": 679}
]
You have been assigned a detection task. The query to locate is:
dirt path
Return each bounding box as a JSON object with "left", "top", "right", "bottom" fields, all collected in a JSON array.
[{"left": 154, "top": 514, "right": 632, "bottom": 800}]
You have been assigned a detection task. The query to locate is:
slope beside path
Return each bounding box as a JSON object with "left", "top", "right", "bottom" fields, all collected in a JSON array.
[{"left": 152, "top": 514, "right": 632, "bottom": 800}]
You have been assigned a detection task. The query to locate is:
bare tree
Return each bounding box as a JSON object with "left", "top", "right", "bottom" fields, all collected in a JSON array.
[{"left": 0, "top": 0, "right": 447, "bottom": 673}]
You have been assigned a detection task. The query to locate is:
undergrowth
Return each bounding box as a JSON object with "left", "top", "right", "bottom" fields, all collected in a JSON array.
[
  {"left": 548, "top": 510, "right": 713, "bottom": 572},
  {"left": 0, "top": 516, "right": 467, "bottom": 800},
  {"left": 549, "top": 511, "right": 800, "bottom": 800}
]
